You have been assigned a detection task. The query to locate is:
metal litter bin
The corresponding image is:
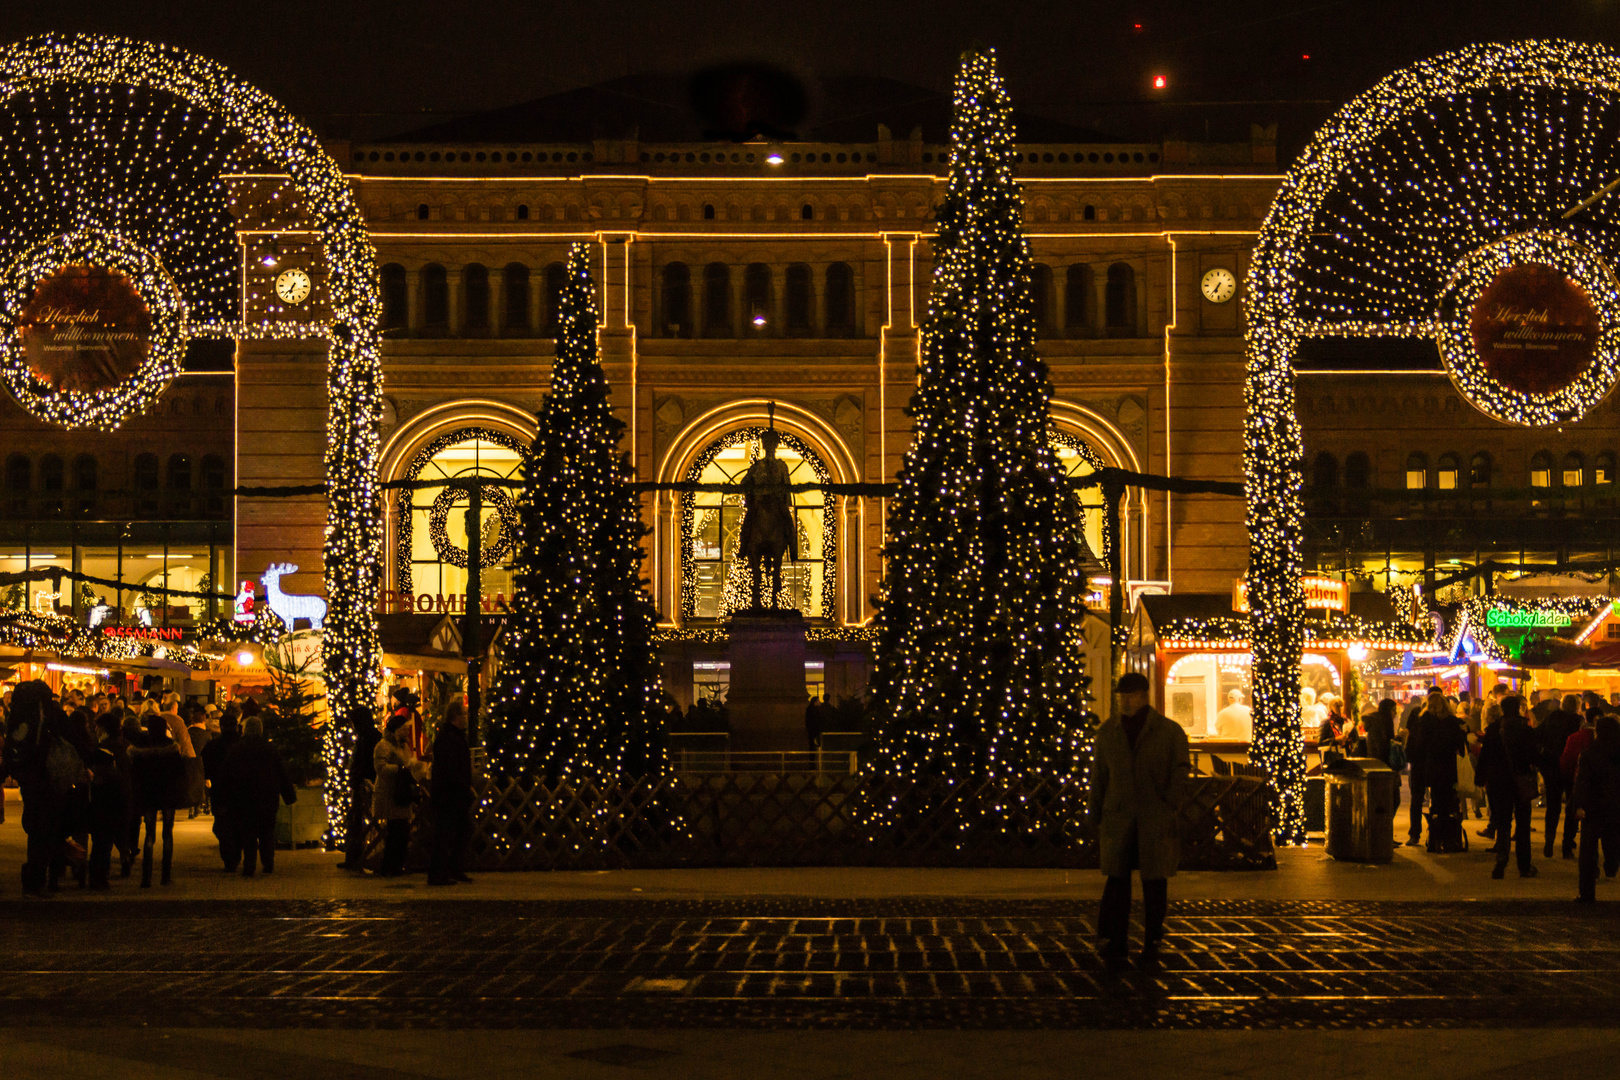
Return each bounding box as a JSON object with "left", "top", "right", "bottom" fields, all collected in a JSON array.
[{"left": 1324, "top": 758, "right": 1396, "bottom": 862}]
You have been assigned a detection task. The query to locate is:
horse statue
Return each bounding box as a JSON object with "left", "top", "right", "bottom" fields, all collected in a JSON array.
[
  {"left": 261, "top": 562, "right": 327, "bottom": 631},
  {"left": 736, "top": 407, "right": 798, "bottom": 612}
]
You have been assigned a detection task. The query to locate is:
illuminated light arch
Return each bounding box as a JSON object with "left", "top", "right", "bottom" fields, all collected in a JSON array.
[
  {"left": 379, "top": 398, "right": 539, "bottom": 482},
  {"left": 1244, "top": 39, "right": 1620, "bottom": 841}
]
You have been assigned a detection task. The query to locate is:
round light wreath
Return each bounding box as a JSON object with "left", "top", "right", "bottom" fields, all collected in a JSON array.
[
  {"left": 1434, "top": 231, "right": 1620, "bottom": 427},
  {"left": 428, "top": 484, "right": 519, "bottom": 569},
  {"left": 0, "top": 229, "right": 187, "bottom": 430}
]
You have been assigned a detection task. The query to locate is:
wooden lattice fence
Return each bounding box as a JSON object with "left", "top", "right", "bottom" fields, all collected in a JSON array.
[{"left": 374, "top": 773, "right": 1275, "bottom": 872}]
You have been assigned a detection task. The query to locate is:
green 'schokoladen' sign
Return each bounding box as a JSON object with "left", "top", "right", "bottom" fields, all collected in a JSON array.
[{"left": 1485, "top": 609, "right": 1573, "bottom": 630}]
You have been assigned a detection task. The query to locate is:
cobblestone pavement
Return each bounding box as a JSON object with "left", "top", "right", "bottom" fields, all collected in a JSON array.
[{"left": 3, "top": 897, "right": 1617, "bottom": 1030}]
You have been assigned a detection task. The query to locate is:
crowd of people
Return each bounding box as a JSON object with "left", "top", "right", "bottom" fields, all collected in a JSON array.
[{"left": 1319, "top": 683, "right": 1620, "bottom": 898}]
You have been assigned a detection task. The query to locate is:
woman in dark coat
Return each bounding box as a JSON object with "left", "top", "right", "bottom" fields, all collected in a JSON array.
[
  {"left": 1572, "top": 714, "right": 1620, "bottom": 902},
  {"left": 221, "top": 716, "right": 297, "bottom": 878},
  {"left": 1405, "top": 690, "right": 1466, "bottom": 846},
  {"left": 1476, "top": 695, "right": 1539, "bottom": 879},
  {"left": 127, "top": 713, "right": 189, "bottom": 887}
]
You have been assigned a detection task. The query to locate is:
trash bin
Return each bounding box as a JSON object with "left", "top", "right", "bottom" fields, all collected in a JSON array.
[{"left": 1324, "top": 758, "right": 1396, "bottom": 862}]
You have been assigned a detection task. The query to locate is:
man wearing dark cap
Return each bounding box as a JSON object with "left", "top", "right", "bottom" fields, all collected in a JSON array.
[{"left": 1088, "top": 672, "right": 1190, "bottom": 963}]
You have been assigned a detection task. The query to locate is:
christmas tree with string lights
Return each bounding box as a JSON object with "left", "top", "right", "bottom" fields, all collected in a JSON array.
[
  {"left": 867, "top": 49, "right": 1094, "bottom": 835},
  {"left": 488, "top": 243, "right": 665, "bottom": 784}
]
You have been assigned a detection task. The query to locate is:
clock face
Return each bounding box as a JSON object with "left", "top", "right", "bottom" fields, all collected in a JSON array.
[
  {"left": 1201, "top": 267, "right": 1237, "bottom": 304},
  {"left": 275, "top": 268, "right": 312, "bottom": 305}
]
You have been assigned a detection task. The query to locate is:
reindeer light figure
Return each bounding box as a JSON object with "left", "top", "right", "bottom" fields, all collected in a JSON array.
[{"left": 260, "top": 563, "right": 327, "bottom": 631}]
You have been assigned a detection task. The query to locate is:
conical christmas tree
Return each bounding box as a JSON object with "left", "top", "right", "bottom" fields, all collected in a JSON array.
[
  {"left": 868, "top": 49, "right": 1094, "bottom": 834},
  {"left": 489, "top": 243, "right": 665, "bottom": 784}
]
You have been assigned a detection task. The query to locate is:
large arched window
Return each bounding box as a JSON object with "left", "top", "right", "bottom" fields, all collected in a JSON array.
[
  {"left": 395, "top": 430, "right": 527, "bottom": 600},
  {"left": 1105, "top": 262, "right": 1137, "bottom": 335},
  {"left": 1436, "top": 452, "right": 1460, "bottom": 491},
  {"left": 422, "top": 263, "right": 449, "bottom": 330},
  {"left": 1065, "top": 264, "right": 1095, "bottom": 335},
  {"left": 544, "top": 262, "right": 567, "bottom": 336},
  {"left": 744, "top": 262, "right": 772, "bottom": 336},
  {"left": 380, "top": 263, "right": 408, "bottom": 330},
  {"left": 1049, "top": 429, "right": 1109, "bottom": 563},
  {"left": 1529, "top": 451, "right": 1554, "bottom": 488},
  {"left": 463, "top": 263, "right": 490, "bottom": 333},
  {"left": 1469, "top": 452, "right": 1491, "bottom": 489},
  {"left": 1563, "top": 451, "right": 1586, "bottom": 488},
  {"left": 785, "top": 263, "right": 812, "bottom": 336},
  {"left": 502, "top": 263, "right": 529, "bottom": 334},
  {"left": 1030, "top": 263, "right": 1053, "bottom": 337},
  {"left": 683, "top": 429, "right": 832, "bottom": 619},
  {"left": 825, "top": 262, "right": 855, "bottom": 336},
  {"left": 660, "top": 262, "right": 691, "bottom": 338},
  {"left": 1404, "top": 452, "right": 1428, "bottom": 490},
  {"left": 702, "top": 262, "right": 731, "bottom": 337}
]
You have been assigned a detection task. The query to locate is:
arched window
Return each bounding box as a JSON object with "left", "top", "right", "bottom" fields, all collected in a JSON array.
[
  {"left": 1105, "top": 262, "right": 1137, "bottom": 334},
  {"left": 416, "top": 203, "right": 430, "bottom": 220},
  {"left": 1311, "top": 451, "right": 1338, "bottom": 490},
  {"left": 702, "top": 262, "right": 731, "bottom": 337},
  {"left": 660, "top": 262, "right": 691, "bottom": 338},
  {"left": 202, "top": 454, "right": 227, "bottom": 517},
  {"left": 1596, "top": 452, "right": 1615, "bottom": 486},
  {"left": 801, "top": 203, "right": 813, "bottom": 221},
  {"left": 1065, "top": 265, "right": 1094, "bottom": 335},
  {"left": 422, "top": 264, "right": 449, "bottom": 330},
  {"left": 72, "top": 454, "right": 96, "bottom": 517},
  {"left": 702, "top": 203, "right": 716, "bottom": 220},
  {"left": 515, "top": 203, "right": 529, "bottom": 220},
  {"left": 1469, "top": 452, "right": 1491, "bottom": 488},
  {"left": 1529, "top": 451, "right": 1554, "bottom": 488},
  {"left": 1404, "top": 452, "right": 1428, "bottom": 491},
  {"left": 396, "top": 431, "right": 527, "bottom": 598},
  {"left": 544, "top": 262, "right": 567, "bottom": 336},
  {"left": 1437, "top": 452, "right": 1460, "bottom": 491},
  {"left": 502, "top": 263, "right": 530, "bottom": 333},
  {"left": 785, "top": 263, "right": 812, "bottom": 336},
  {"left": 167, "top": 453, "right": 191, "bottom": 515},
  {"left": 744, "top": 263, "right": 772, "bottom": 335},
  {"left": 380, "top": 264, "right": 408, "bottom": 330},
  {"left": 1083, "top": 204, "right": 1096, "bottom": 221},
  {"left": 134, "top": 453, "right": 160, "bottom": 515},
  {"left": 39, "top": 454, "right": 63, "bottom": 517},
  {"left": 1563, "top": 451, "right": 1586, "bottom": 487},
  {"left": 1030, "top": 264, "right": 1053, "bottom": 336},
  {"left": 3, "top": 454, "right": 27, "bottom": 517},
  {"left": 463, "top": 263, "right": 490, "bottom": 333},
  {"left": 1344, "top": 452, "right": 1371, "bottom": 489},
  {"left": 825, "top": 262, "right": 855, "bottom": 337}
]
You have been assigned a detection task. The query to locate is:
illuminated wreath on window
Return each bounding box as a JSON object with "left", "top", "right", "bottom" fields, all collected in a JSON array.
[
  {"left": 1435, "top": 231, "right": 1620, "bottom": 427},
  {"left": 427, "top": 484, "right": 519, "bottom": 569},
  {"left": 0, "top": 229, "right": 186, "bottom": 430}
]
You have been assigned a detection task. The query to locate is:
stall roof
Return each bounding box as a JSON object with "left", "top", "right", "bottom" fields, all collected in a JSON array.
[
  {"left": 377, "top": 613, "right": 462, "bottom": 656},
  {"left": 1132, "top": 591, "right": 1429, "bottom": 650}
]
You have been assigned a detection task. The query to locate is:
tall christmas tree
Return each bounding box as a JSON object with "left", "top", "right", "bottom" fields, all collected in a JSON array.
[
  {"left": 868, "top": 50, "right": 1094, "bottom": 832},
  {"left": 489, "top": 243, "right": 665, "bottom": 784}
]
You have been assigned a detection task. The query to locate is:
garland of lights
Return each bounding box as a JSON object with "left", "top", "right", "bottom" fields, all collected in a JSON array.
[
  {"left": 1441, "top": 594, "right": 1610, "bottom": 664},
  {"left": 426, "top": 484, "right": 520, "bottom": 570},
  {"left": 1244, "top": 39, "right": 1620, "bottom": 843},
  {"left": 678, "top": 427, "right": 836, "bottom": 621},
  {"left": 0, "top": 229, "right": 186, "bottom": 430},
  {"left": 1157, "top": 613, "right": 1431, "bottom": 649},
  {"left": 1434, "top": 231, "right": 1620, "bottom": 426},
  {"left": 393, "top": 427, "right": 527, "bottom": 594}
]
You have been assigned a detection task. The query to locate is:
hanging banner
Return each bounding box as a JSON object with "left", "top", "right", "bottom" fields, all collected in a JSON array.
[
  {"left": 18, "top": 264, "right": 153, "bottom": 394},
  {"left": 1469, "top": 263, "right": 1601, "bottom": 395}
]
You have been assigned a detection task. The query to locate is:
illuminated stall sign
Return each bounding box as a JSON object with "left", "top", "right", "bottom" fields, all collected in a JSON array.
[
  {"left": 378, "top": 589, "right": 510, "bottom": 615},
  {"left": 1232, "top": 575, "right": 1348, "bottom": 614},
  {"left": 101, "top": 625, "right": 184, "bottom": 642},
  {"left": 1485, "top": 609, "right": 1574, "bottom": 630}
]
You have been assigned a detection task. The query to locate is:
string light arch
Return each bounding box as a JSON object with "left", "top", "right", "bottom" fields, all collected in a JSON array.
[
  {"left": 1245, "top": 39, "right": 1620, "bottom": 841},
  {"left": 0, "top": 34, "right": 382, "bottom": 839}
]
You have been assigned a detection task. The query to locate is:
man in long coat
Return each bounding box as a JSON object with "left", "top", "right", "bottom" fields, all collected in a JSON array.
[{"left": 1088, "top": 671, "right": 1190, "bottom": 961}]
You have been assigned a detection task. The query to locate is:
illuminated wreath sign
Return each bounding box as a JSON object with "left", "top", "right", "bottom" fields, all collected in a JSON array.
[
  {"left": 1436, "top": 232, "right": 1620, "bottom": 426},
  {"left": 1, "top": 230, "right": 186, "bottom": 429},
  {"left": 1244, "top": 39, "right": 1620, "bottom": 843}
]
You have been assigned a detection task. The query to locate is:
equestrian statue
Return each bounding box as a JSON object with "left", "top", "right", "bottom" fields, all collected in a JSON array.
[{"left": 737, "top": 404, "right": 799, "bottom": 612}]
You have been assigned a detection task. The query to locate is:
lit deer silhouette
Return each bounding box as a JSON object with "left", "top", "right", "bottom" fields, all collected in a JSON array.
[{"left": 261, "top": 562, "right": 327, "bottom": 630}]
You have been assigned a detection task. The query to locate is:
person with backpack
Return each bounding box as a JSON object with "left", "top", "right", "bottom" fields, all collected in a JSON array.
[
  {"left": 1476, "top": 695, "right": 1540, "bottom": 880},
  {"left": 3, "top": 681, "right": 89, "bottom": 897}
]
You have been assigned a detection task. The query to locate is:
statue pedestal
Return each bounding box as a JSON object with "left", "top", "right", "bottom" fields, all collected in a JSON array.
[{"left": 727, "top": 610, "right": 808, "bottom": 753}]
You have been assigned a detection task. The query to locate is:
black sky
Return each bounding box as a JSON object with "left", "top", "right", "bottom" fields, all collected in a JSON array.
[{"left": 2, "top": 0, "right": 1618, "bottom": 146}]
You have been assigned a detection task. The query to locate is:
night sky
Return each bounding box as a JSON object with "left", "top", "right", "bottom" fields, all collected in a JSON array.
[{"left": 1, "top": 0, "right": 1617, "bottom": 149}]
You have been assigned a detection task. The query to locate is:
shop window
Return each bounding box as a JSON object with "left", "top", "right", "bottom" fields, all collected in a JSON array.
[
  {"left": 72, "top": 454, "right": 96, "bottom": 517},
  {"left": 784, "top": 263, "right": 812, "bottom": 336},
  {"left": 463, "top": 263, "right": 490, "bottom": 332},
  {"left": 421, "top": 264, "right": 449, "bottom": 329},
  {"left": 39, "top": 454, "right": 63, "bottom": 517},
  {"left": 543, "top": 262, "right": 567, "bottom": 336},
  {"left": 702, "top": 262, "right": 731, "bottom": 337},
  {"left": 1065, "top": 264, "right": 1094, "bottom": 335},
  {"left": 200, "top": 455, "right": 227, "bottom": 517},
  {"left": 1030, "top": 263, "right": 1053, "bottom": 337},
  {"left": 825, "top": 262, "right": 855, "bottom": 336},
  {"left": 1563, "top": 451, "right": 1585, "bottom": 487},
  {"left": 1436, "top": 452, "right": 1460, "bottom": 491},
  {"left": 744, "top": 263, "right": 772, "bottom": 335},
  {"left": 660, "top": 262, "right": 691, "bottom": 338},
  {"left": 502, "top": 263, "right": 529, "bottom": 333},
  {"left": 1529, "top": 451, "right": 1553, "bottom": 488},
  {"left": 1404, "top": 452, "right": 1428, "bottom": 490},
  {"left": 134, "top": 453, "right": 160, "bottom": 515},
  {"left": 1105, "top": 263, "right": 1136, "bottom": 335},
  {"left": 379, "top": 264, "right": 408, "bottom": 330}
]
